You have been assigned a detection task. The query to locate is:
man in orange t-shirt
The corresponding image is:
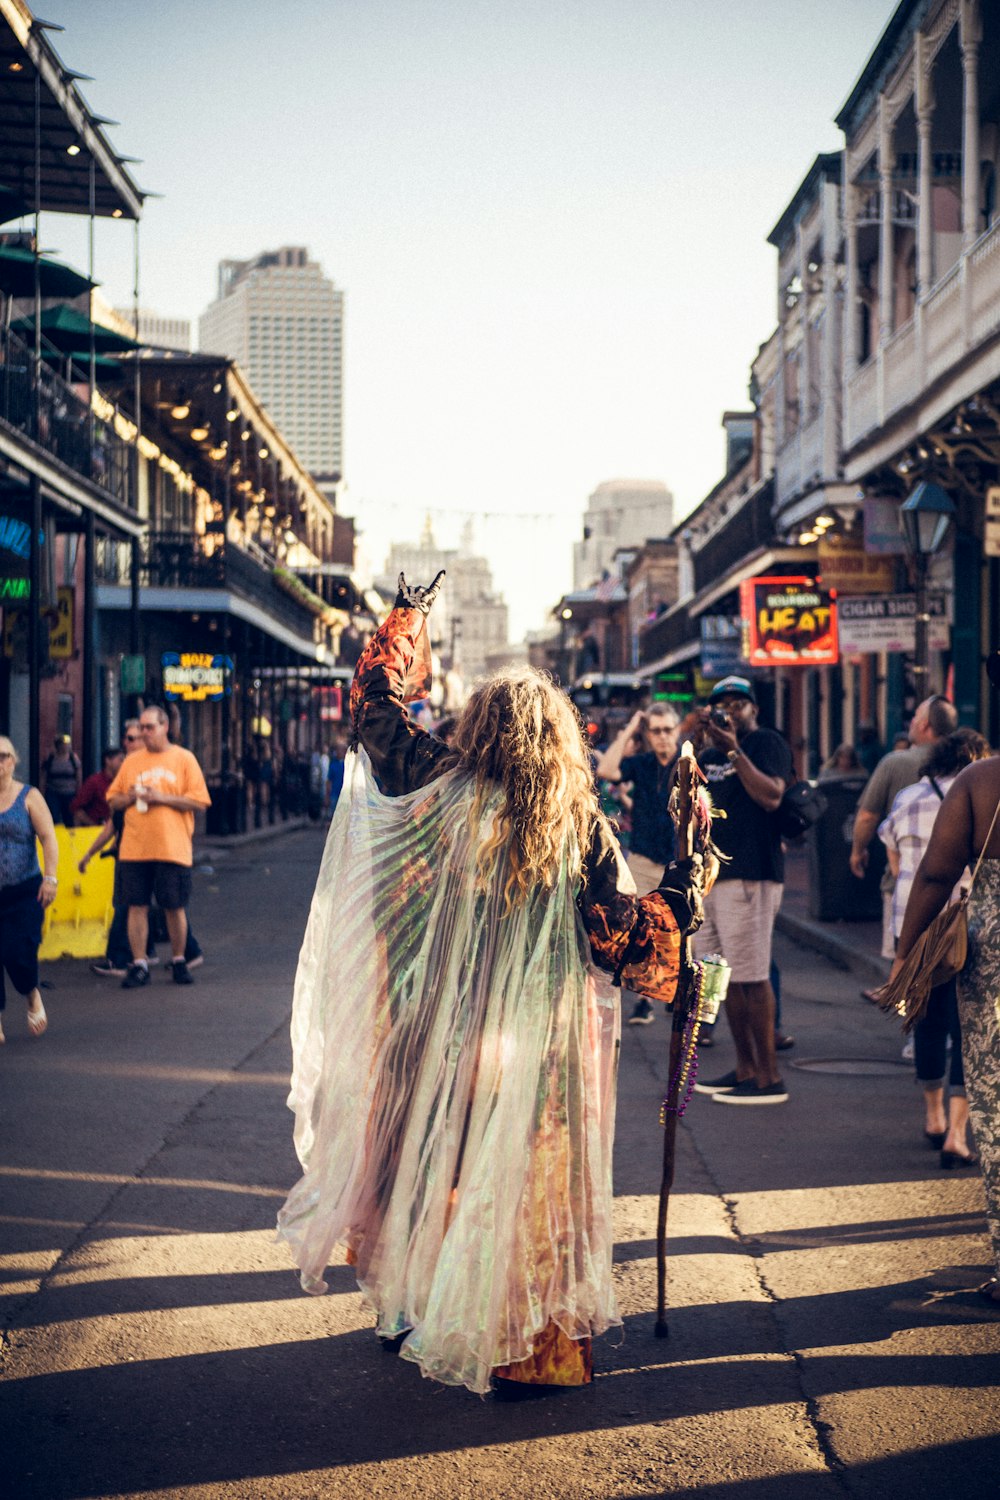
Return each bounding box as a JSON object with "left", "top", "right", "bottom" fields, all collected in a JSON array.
[{"left": 106, "top": 705, "right": 211, "bottom": 990}]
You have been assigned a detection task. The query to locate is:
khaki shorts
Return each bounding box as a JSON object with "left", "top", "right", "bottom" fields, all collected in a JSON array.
[
  {"left": 691, "top": 879, "right": 783, "bottom": 984},
  {"left": 626, "top": 851, "right": 665, "bottom": 898}
]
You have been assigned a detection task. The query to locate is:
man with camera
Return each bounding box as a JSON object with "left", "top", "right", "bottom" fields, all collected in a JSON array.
[
  {"left": 595, "top": 701, "right": 680, "bottom": 1024},
  {"left": 690, "top": 676, "right": 794, "bottom": 1105}
]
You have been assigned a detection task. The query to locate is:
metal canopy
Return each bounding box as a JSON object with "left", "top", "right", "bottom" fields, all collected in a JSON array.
[{"left": 0, "top": 0, "right": 144, "bottom": 220}]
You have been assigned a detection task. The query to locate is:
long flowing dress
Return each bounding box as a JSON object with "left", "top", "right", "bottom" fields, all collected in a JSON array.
[
  {"left": 959, "top": 861, "right": 1000, "bottom": 1280},
  {"left": 277, "top": 603, "right": 684, "bottom": 1394}
]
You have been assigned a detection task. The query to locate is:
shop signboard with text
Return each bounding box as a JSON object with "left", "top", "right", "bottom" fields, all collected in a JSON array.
[
  {"left": 817, "top": 534, "right": 896, "bottom": 594},
  {"left": 162, "top": 652, "right": 234, "bottom": 702},
  {"left": 740, "top": 576, "right": 838, "bottom": 667},
  {"left": 700, "top": 615, "right": 743, "bottom": 676},
  {"left": 837, "top": 595, "right": 949, "bottom": 655}
]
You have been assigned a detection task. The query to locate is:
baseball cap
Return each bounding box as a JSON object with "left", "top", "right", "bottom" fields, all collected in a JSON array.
[{"left": 708, "top": 675, "right": 757, "bottom": 706}]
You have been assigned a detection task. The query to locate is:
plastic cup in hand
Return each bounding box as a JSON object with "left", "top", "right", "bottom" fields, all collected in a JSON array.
[{"left": 135, "top": 779, "right": 148, "bottom": 814}]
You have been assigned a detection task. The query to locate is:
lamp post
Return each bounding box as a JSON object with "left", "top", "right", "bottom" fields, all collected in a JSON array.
[
  {"left": 559, "top": 606, "right": 573, "bottom": 687},
  {"left": 899, "top": 481, "right": 955, "bottom": 693}
]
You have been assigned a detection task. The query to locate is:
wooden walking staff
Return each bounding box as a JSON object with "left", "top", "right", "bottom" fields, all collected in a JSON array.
[{"left": 655, "top": 740, "right": 703, "bottom": 1339}]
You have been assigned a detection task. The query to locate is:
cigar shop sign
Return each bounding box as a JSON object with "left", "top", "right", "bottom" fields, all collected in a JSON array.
[
  {"left": 740, "top": 576, "right": 838, "bottom": 667},
  {"left": 162, "top": 651, "right": 233, "bottom": 702},
  {"left": 837, "top": 595, "right": 949, "bottom": 655}
]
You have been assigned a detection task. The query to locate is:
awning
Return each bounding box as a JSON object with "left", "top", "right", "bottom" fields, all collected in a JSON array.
[
  {"left": 0, "top": 245, "right": 95, "bottom": 298},
  {"left": 688, "top": 548, "right": 806, "bottom": 617},
  {"left": 636, "top": 640, "right": 701, "bottom": 677},
  {"left": 0, "top": 2, "right": 144, "bottom": 220}
]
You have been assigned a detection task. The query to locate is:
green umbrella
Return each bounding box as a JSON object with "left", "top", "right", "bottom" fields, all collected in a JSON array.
[
  {"left": 0, "top": 246, "right": 96, "bottom": 300},
  {"left": 12, "top": 303, "right": 138, "bottom": 354}
]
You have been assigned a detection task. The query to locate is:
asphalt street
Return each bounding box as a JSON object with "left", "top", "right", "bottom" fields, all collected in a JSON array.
[{"left": 2, "top": 826, "right": 999, "bottom": 1500}]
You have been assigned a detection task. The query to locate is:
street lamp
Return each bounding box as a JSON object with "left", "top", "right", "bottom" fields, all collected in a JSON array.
[
  {"left": 559, "top": 606, "right": 573, "bottom": 687},
  {"left": 899, "top": 481, "right": 955, "bottom": 691}
]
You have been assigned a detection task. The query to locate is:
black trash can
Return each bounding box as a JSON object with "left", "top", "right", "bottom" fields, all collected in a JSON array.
[{"left": 807, "top": 774, "right": 885, "bottom": 921}]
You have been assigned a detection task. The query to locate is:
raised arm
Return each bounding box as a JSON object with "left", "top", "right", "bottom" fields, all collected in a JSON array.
[
  {"left": 595, "top": 711, "right": 645, "bottom": 782},
  {"left": 350, "top": 572, "right": 456, "bottom": 797}
]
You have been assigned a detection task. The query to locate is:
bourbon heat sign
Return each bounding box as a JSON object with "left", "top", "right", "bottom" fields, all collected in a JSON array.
[{"left": 739, "top": 576, "right": 838, "bottom": 667}]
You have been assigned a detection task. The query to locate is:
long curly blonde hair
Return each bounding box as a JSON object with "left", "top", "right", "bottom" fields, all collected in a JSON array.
[{"left": 451, "top": 666, "right": 599, "bottom": 909}]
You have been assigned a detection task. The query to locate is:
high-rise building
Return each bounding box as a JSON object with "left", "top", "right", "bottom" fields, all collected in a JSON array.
[
  {"left": 113, "top": 306, "right": 190, "bottom": 352},
  {"left": 381, "top": 520, "right": 509, "bottom": 683},
  {"left": 198, "top": 246, "right": 344, "bottom": 479},
  {"left": 573, "top": 479, "right": 674, "bottom": 589}
]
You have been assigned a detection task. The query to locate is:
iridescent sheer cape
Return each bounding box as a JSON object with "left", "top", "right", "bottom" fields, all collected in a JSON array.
[{"left": 276, "top": 746, "right": 620, "bottom": 1394}]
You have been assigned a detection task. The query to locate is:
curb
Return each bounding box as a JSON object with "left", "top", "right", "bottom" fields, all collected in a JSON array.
[
  {"left": 775, "top": 910, "right": 890, "bottom": 988},
  {"left": 196, "top": 816, "right": 313, "bottom": 855}
]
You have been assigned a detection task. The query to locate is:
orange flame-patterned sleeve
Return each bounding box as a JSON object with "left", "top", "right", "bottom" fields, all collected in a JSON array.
[{"left": 579, "top": 817, "right": 682, "bottom": 1006}]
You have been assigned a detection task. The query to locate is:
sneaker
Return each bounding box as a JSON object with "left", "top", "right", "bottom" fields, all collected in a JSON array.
[
  {"left": 171, "top": 959, "right": 194, "bottom": 986},
  {"left": 696, "top": 1023, "right": 715, "bottom": 1047},
  {"left": 627, "top": 998, "right": 655, "bottom": 1026},
  {"left": 714, "top": 1079, "right": 788, "bottom": 1106},
  {"left": 121, "top": 962, "right": 151, "bottom": 990},
  {"left": 91, "top": 960, "right": 127, "bottom": 978},
  {"left": 185, "top": 953, "right": 204, "bottom": 970},
  {"left": 692, "top": 1069, "right": 741, "bottom": 1096},
  {"left": 145, "top": 954, "right": 160, "bottom": 967},
  {"left": 774, "top": 1032, "right": 795, "bottom": 1051}
]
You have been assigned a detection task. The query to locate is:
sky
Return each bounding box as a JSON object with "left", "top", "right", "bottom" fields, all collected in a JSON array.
[{"left": 33, "top": 0, "right": 896, "bottom": 639}]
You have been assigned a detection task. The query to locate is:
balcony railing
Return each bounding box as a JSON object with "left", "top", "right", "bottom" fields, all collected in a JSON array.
[
  {"left": 692, "top": 483, "right": 774, "bottom": 596},
  {"left": 845, "top": 214, "right": 1000, "bottom": 452},
  {"left": 638, "top": 602, "right": 693, "bottom": 665},
  {"left": 95, "top": 531, "right": 320, "bottom": 640},
  {"left": 0, "top": 322, "right": 135, "bottom": 509}
]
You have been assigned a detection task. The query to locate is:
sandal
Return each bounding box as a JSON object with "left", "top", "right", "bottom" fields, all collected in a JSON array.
[
  {"left": 977, "top": 1278, "right": 1000, "bottom": 1305},
  {"left": 26, "top": 998, "right": 47, "bottom": 1038}
]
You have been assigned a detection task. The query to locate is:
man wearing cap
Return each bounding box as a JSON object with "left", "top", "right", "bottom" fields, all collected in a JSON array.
[{"left": 691, "top": 676, "right": 794, "bottom": 1105}]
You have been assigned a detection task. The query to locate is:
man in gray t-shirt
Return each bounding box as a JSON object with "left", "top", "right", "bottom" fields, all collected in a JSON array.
[{"left": 849, "top": 695, "right": 958, "bottom": 975}]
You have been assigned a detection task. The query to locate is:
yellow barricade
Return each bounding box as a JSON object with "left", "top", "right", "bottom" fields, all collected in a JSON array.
[{"left": 37, "top": 825, "right": 115, "bottom": 961}]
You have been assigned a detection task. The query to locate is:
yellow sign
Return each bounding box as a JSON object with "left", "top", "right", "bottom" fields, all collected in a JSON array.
[
  {"left": 817, "top": 535, "right": 895, "bottom": 594},
  {"left": 2, "top": 586, "right": 73, "bottom": 659},
  {"left": 162, "top": 651, "right": 233, "bottom": 702}
]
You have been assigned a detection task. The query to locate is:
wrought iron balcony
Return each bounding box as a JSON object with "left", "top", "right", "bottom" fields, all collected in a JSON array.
[
  {"left": 94, "top": 530, "right": 320, "bottom": 639},
  {"left": 692, "top": 484, "right": 775, "bottom": 596},
  {"left": 638, "top": 603, "right": 694, "bottom": 665},
  {"left": 0, "top": 322, "right": 135, "bottom": 509}
]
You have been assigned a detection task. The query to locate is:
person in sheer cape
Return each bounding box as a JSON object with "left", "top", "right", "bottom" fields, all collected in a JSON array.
[{"left": 277, "top": 573, "right": 707, "bottom": 1394}]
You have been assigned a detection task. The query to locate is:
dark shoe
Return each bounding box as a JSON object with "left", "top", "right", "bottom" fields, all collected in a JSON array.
[
  {"left": 774, "top": 1032, "right": 795, "bottom": 1051},
  {"left": 941, "top": 1148, "right": 978, "bottom": 1169},
  {"left": 715, "top": 1079, "right": 788, "bottom": 1106},
  {"left": 121, "top": 962, "right": 151, "bottom": 990},
  {"left": 171, "top": 959, "right": 194, "bottom": 986},
  {"left": 186, "top": 953, "right": 204, "bottom": 970},
  {"left": 627, "top": 998, "right": 655, "bottom": 1026},
  {"left": 92, "top": 960, "right": 127, "bottom": 978},
  {"left": 696, "top": 1024, "right": 715, "bottom": 1047},
  {"left": 692, "top": 1069, "right": 740, "bottom": 1096},
  {"left": 977, "top": 1278, "right": 1000, "bottom": 1305},
  {"left": 492, "top": 1377, "right": 571, "bottom": 1402},
  {"left": 924, "top": 1129, "right": 947, "bottom": 1150}
]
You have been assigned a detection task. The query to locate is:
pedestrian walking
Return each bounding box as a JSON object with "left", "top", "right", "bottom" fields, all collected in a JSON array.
[
  {"left": 105, "top": 706, "right": 211, "bottom": 990},
  {"left": 690, "top": 676, "right": 793, "bottom": 1106},
  {"left": 879, "top": 728, "right": 988, "bottom": 1165},
  {"left": 595, "top": 701, "right": 681, "bottom": 1024},
  {"left": 891, "top": 695, "right": 1000, "bottom": 1306},
  {"left": 40, "top": 733, "right": 81, "bottom": 825},
  {"left": 850, "top": 695, "right": 959, "bottom": 997},
  {"left": 0, "top": 736, "right": 58, "bottom": 1043},
  {"left": 277, "top": 573, "right": 704, "bottom": 1396},
  {"left": 70, "top": 745, "right": 123, "bottom": 826}
]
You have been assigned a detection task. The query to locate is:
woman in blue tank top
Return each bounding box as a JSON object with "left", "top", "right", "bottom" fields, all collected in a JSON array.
[{"left": 0, "top": 736, "right": 59, "bottom": 1042}]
